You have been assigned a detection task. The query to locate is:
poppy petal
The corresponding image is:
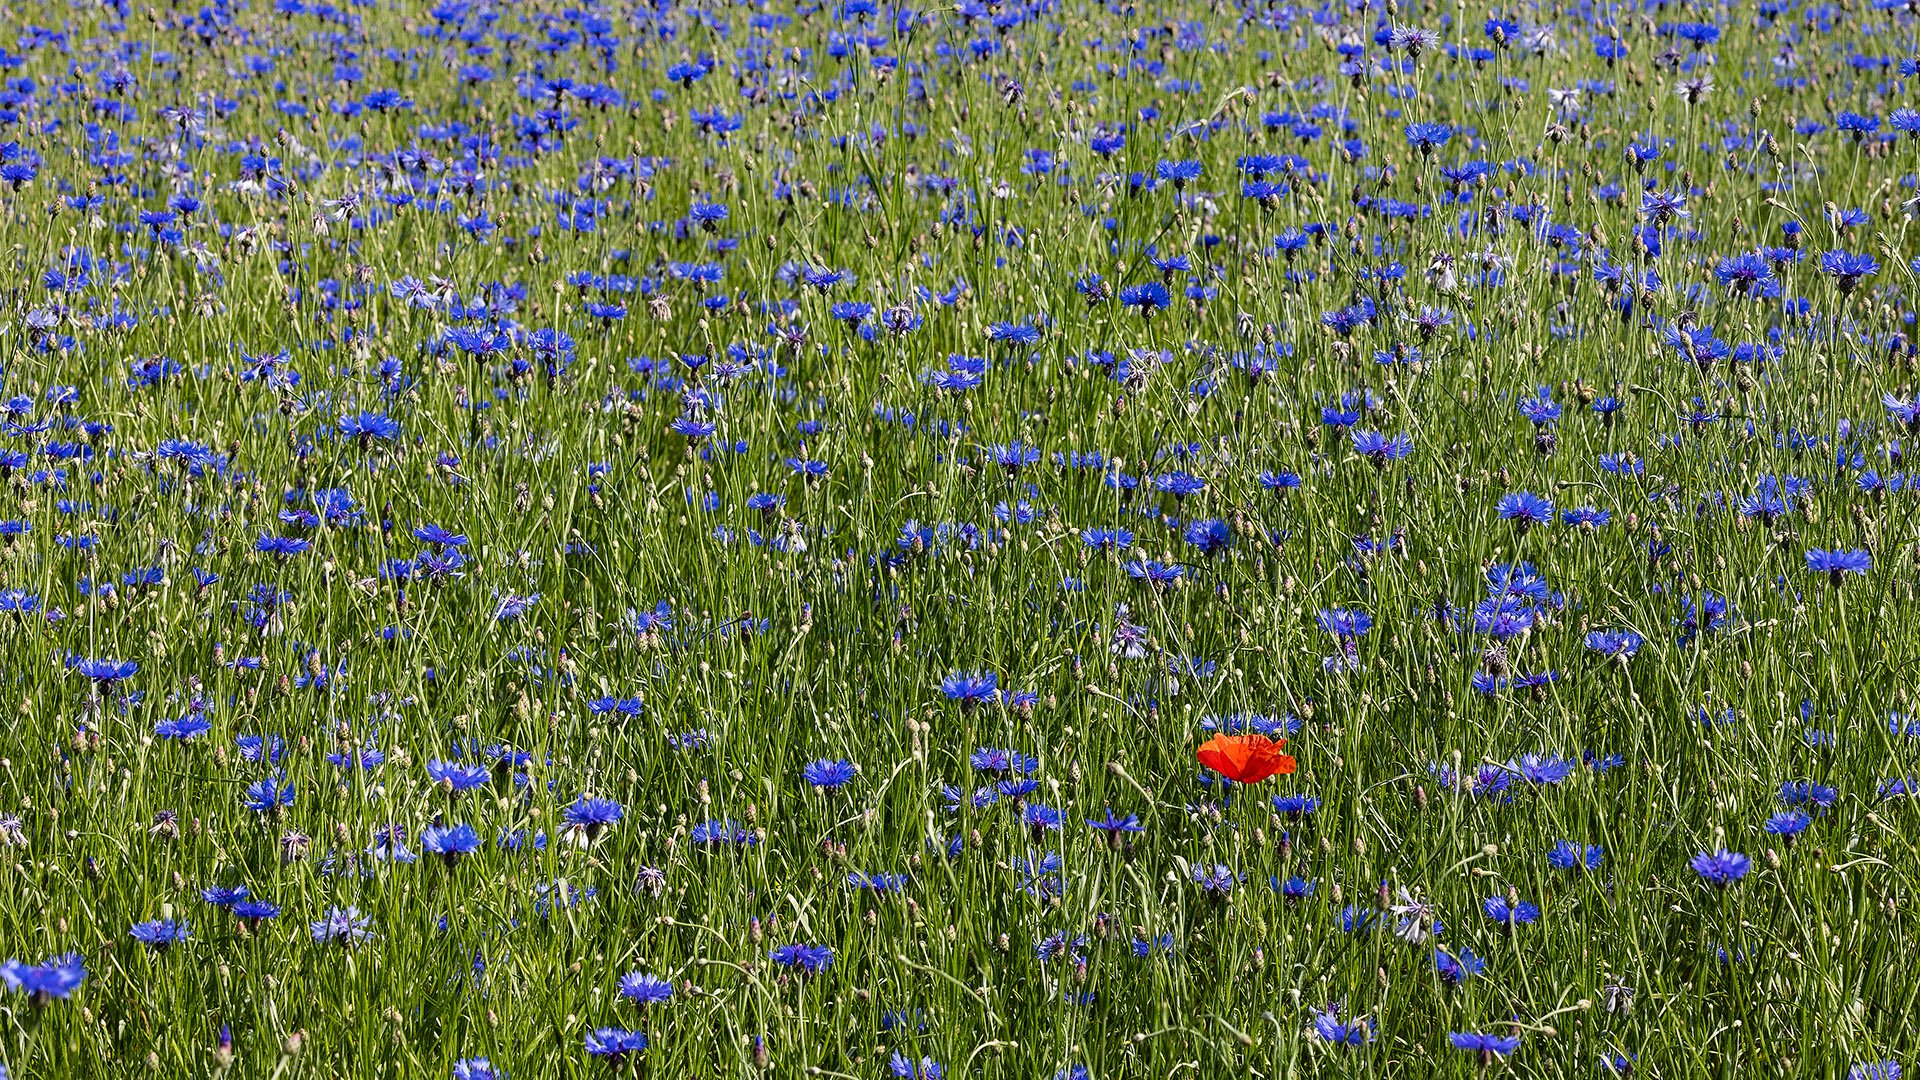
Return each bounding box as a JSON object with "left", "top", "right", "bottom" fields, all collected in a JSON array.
[{"left": 1197, "top": 733, "right": 1291, "bottom": 784}]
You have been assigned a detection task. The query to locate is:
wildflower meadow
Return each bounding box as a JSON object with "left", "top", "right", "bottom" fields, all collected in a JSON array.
[{"left": 1, "top": 0, "right": 1919, "bottom": 1076}]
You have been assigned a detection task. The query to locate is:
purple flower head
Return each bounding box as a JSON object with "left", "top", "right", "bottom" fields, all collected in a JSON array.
[{"left": 1690, "top": 849, "right": 1751, "bottom": 886}]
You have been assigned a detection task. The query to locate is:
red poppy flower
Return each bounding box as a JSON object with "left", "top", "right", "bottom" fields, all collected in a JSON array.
[{"left": 1196, "top": 733, "right": 1295, "bottom": 785}]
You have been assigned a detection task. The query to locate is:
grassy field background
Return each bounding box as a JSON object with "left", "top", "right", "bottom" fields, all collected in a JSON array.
[{"left": 0, "top": 0, "right": 1917, "bottom": 1076}]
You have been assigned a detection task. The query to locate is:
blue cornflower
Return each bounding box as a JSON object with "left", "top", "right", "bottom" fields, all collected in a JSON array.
[
  {"left": 421, "top": 823, "right": 483, "bottom": 865},
  {"left": 769, "top": 944, "right": 834, "bottom": 974},
  {"left": 1780, "top": 781, "right": 1838, "bottom": 809},
  {"left": 985, "top": 440, "right": 1042, "bottom": 473},
  {"left": 803, "top": 759, "right": 857, "bottom": 790},
  {"left": 155, "top": 714, "right": 213, "bottom": 741},
  {"left": 997, "top": 777, "right": 1041, "bottom": 800},
  {"left": 1690, "top": 849, "right": 1751, "bottom": 886},
  {"left": 587, "top": 696, "right": 645, "bottom": 719},
  {"left": 1677, "top": 591, "right": 1732, "bottom": 643},
  {"left": 1820, "top": 250, "right": 1879, "bottom": 292},
  {"left": 337, "top": 411, "right": 400, "bottom": 445},
  {"left": 129, "top": 919, "right": 191, "bottom": 949},
  {"left": 328, "top": 745, "right": 385, "bottom": 770},
  {"left": 1435, "top": 948, "right": 1486, "bottom": 984},
  {"left": 427, "top": 759, "right": 490, "bottom": 793},
  {"left": 1350, "top": 429, "right": 1414, "bottom": 467},
  {"left": 1152, "top": 470, "right": 1207, "bottom": 498},
  {"left": 941, "top": 670, "right": 999, "bottom": 707},
  {"left": 414, "top": 524, "right": 469, "bottom": 548},
  {"left": 617, "top": 972, "right": 674, "bottom": 1006},
  {"left": 2, "top": 953, "right": 87, "bottom": 1002},
  {"left": 1311, "top": 1008, "right": 1372, "bottom": 1046},
  {"left": 1403, "top": 122, "right": 1452, "bottom": 153},
  {"left": 985, "top": 322, "right": 1040, "bottom": 346},
  {"left": 1743, "top": 488, "right": 1781, "bottom": 522},
  {"left": 1129, "top": 933, "right": 1176, "bottom": 957},
  {"left": 492, "top": 592, "right": 539, "bottom": 622},
  {"left": 310, "top": 906, "right": 375, "bottom": 946},
  {"left": 1153, "top": 159, "right": 1202, "bottom": 187},
  {"left": 232, "top": 900, "right": 281, "bottom": 922},
  {"left": 242, "top": 775, "right": 296, "bottom": 813},
  {"left": 255, "top": 534, "right": 311, "bottom": 557},
  {"left": 1258, "top": 470, "right": 1302, "bottom": 493},
  {"left": 1450, "top": 1032, "right": 1521, "bottom": 1059},
  {"left": 690, "top": 820, "right": 756, "bottom": 846},
  {"left": 1086, "top": 808, "right": 1144, "bottom": 850},
  {"left": 1585, "top": 629, "right": 1643, "bottom": 660},
  {"left": 848, "top": 871, "right": 909, "bottom": 893},
  {"left": 1715, "top": 251, "right": 1776, "bottom": 295},
  {"left": 1390, "top": 26, "right": 1441, "bottom": 54},
  {"left": 1024, "top": 804, "right": 1063, "bottom": 833},
  {"left": 668, "top": 415, "right": 715, "bottom": 441},
  {"left": 1183, "top": 517, "right": 1231, "bottom": 555},
  {"left": 1119, "top": 282, "right": 1171, "bottom": 316},
  {"left": 1191, "top": 864, "right": 1236, "bottom": 895},
  {"left": 1001, "top": 688, "right": 1039, "bottom": 712},
  {"left": 1475, "top": 599, "right": 1536, "bottom": 642},
  {"left": 1321, "top": 406, "right": 1362, "bottom": 430},
  {"left": 1639, "top": 187, "right": 1687, "bottom": 224},
  {"left": 1547, "top": 841, "right": 1604, "bottom": 871},
  {"left": 1805, "top": 548, "right": 1870, "bottom": 586},
  {"left": 236, "top": 734, "right": 285, "bottom": 764},
  {"left": 1885, "top": 394, "right": 1920, "bottom": 432},
  {"left": 1515, "top": 386, "right": 1561, "bottom": 428},
  {"left": 1272, "top": 793, "right": 1321, "bottom": 818},
  {"left": 68, "top": 656, "right": 138, "bottom": 687},
  {"left": 562, "top": 797, "right": 625, "bottom": 841},
  {"left": 1317, "top": 608, "right": 1373, "bottom": 638},
  {"left": 201, "top": 885, "right": 249, "bottom": 908},
  {"left": 1496, "top": 491, "right": 1554, "bottom": 529},
  {"left": 1273, "top": 875, "right": 1316, "bottom": 901},
  {"left": 828, "top": 300, "right": 873, "bottom": 325},
  {"left": 584, "top": 1028, "right": 649, "bottom": 1060},
  {"left": 1482, "top": 896, "right": 1541, "bottom": 926},
  {"left": 1764, "top": 811, "right": 1813, "bottom": 839},
  {"left": 746, "top": 492, "right": 787, "bottom": 517},
  {"left": 889, "top": 1053, "right": 944, "bottom": 1079},
  {"left": 1507, "top": 754, "right": 1576, "bottom": 785}
]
